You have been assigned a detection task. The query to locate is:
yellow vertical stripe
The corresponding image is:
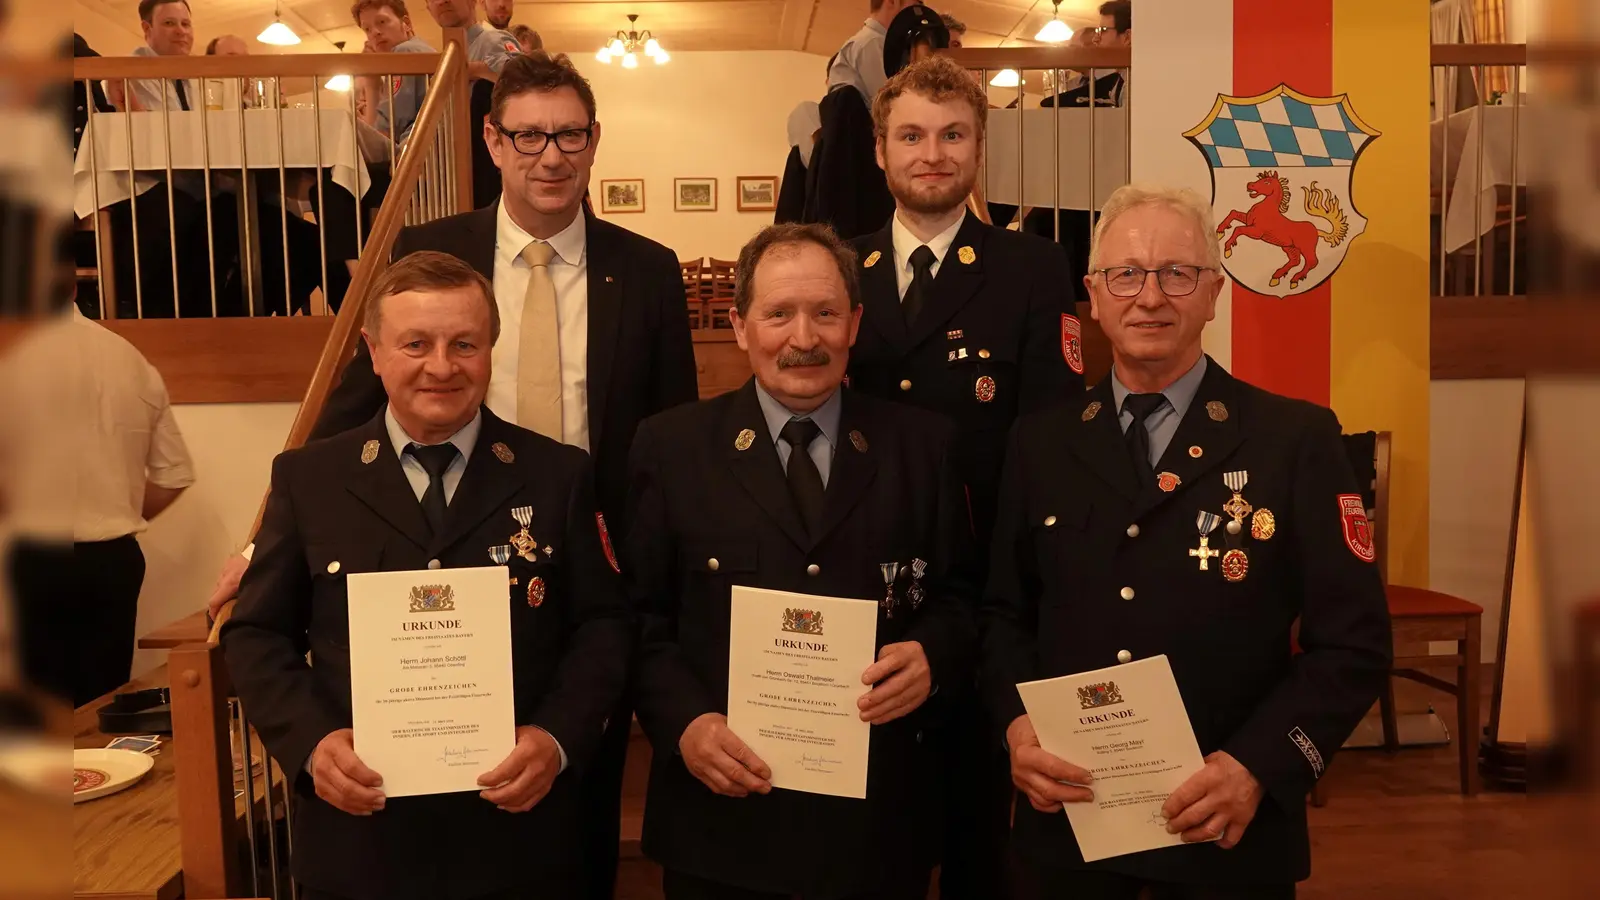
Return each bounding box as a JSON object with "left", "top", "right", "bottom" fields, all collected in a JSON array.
[{"left": 1331, "top": 0, "right": 1431, "bottom": 587}]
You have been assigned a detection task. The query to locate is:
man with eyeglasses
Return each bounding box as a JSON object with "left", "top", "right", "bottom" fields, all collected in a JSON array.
[
  {"left": 983, "top": 183, "right": 1390, "bottom": 900},
  {"left": 206, "top": 51, "right": 697, "bottom": 900}
]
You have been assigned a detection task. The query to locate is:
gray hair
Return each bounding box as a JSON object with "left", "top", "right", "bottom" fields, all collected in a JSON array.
[{"left": 1089, "top": 183, "right": 1222, "bottom": 271}]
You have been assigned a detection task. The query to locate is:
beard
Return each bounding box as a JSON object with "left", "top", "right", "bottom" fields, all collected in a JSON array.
[{"left": 887, "top": 167, "right": 977, "bottom": 215}]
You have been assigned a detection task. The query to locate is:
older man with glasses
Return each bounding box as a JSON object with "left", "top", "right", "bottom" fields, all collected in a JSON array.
[{"left": 982, "top": 183, "right": 1390, "bottom": 900}]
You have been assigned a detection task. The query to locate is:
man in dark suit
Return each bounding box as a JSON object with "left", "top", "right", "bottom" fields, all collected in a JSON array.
[
  {"left": 984, "top": 184, "right": 1391, "bottom": 900},
  {"left": 848, "top": 54, "right": 1086, "bottom": 900},
  {"left": 220, "top": 251, "right": 631, "bottom": 900},
  {"left": 211, "top": 54, "right": 695, "bottom": 898},
  {"left": 625, "top": 223, "right": 978, "bottom": 900}
]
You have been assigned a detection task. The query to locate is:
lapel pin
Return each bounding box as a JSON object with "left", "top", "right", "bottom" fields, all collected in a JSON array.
[
  {"left": 849, "top": 430, "right": 868, "bottom": 453},
  {"left": 1251, "top": 508, "right": 1277, "bottom": 541},
  {"left": 735, "top": 428, "right": 756, "bottom": 451},
  {"left": 863, "top": 250, "right": 881, "bottom": 268},
  {"left": 491, "top": 442, "right": 515, "bottom": 463},
  {"left": 1082, "top": 401, "right": 1102, "bottom": 422},
  {"left": 360, "top": 440, "right": 380, "bottom": 464},
  {"left": 1189, "top": 445, "right": 1203, "bottom": 458},
  {"left": 958, "top": 246, "right": 976, "bottom": 265},
  {"left": 1206, "top": 400, "right": 1229, "bottom": 422},
  {"left": 1157, "top": 471, "right": 1181, "bottom": 492},
  {"left": 604, "top": 275, "right": 614, "bottom": 283},
  {"left": 975, "top": 375, "right": 996, "bottom": 403}
]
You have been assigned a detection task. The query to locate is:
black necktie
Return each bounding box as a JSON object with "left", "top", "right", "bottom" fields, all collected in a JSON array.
[
  {"left": 779, "top": 419, "right": 825, "bottom": 538},
  {"left": 1121, "top": 393, "right": 1167, "bottom": 490},
  {"left": 903, "top": 245, "right": 937, "bottom": 326},
  {"left": 406, "top": 443, "right": 459, "bottom": 535},
  {"left": 174, "top": 79, "right": 190, "bottom": 111}
]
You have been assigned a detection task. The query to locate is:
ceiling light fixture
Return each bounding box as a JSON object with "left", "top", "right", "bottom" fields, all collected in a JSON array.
[
  {"left": 990, "top": 69, "right": 1021, "bottom": 88},
  {"left": 257, "top": 2, "right": 301, "bottom": 46},
  {"left": 1035, "top": 1, "right": 1073, "bottom": 43},
  {"left": 595, "top": 14, "right": 668, "bottom": 66}
]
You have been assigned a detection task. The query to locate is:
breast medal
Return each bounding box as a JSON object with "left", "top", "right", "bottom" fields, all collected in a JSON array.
[
  {"left": 1190, "top": 512, "right": 1222, "bottom": 571},
  {"left": 907, "top": 558, "right": 927, "bottom": 610},
  {"left": 1221, "top": 471, "right": 1253, "bottom": 524},
  {"left": 508, "top": 507, "right": 538, "bottom": 561},
  {"left": 1251, "top": 507, "right": 1276, "bottom": 540},
  {"left": 879, "top": 562, "right": 901, "bottom": 618},
  {"left": 975, "top": 375, "right": 996, "bottom": 403},
  {"left": 527, "top": 576, "right": 546, "bottom": 607},
  {"left": 1221, "top": 548, "right": 1249, "bottom": 582}
]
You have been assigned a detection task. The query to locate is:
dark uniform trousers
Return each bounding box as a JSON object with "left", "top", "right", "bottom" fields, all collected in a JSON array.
[
  {"left": 847, "top": 213, "right": 1086, "bottom": 900},
  {"left": 662, "top": 868, "right": 931, "bottom": 900},
  {"left": 625, "top": 381, "right": 979, "bottom": 900},
  {"left": 983, "top": 359, "right": 1391, "bottom": 895},
  {"left": 220, "top": 409, "right": 632, "bottom": 900}
]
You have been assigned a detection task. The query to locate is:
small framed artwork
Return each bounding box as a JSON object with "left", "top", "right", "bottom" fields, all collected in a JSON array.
[
  {"left": 736, "top": 176, "right": 779, "bottom": 212},
  {"left": 600, "top": 179, "right": 645, "bottom": 213},
  {"left": 674, "top": 177, "right": 718, "bottom": 212}
]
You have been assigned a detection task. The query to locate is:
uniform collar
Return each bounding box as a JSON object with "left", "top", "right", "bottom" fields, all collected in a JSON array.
[
  {"left": 1111, "top": 353, "right": 1207, "bottom": 419},
  {"left": 385, "top": 405, "right": 482, "bottom": 462},
  {"left": 891, "top": 208, "right": 966, "bottom": 274},
  {"left": 496, "top": 199, "right": 586, "bottom": 268},
  {"left": 753, "top": 380, "right": 842, "bottom": 452}
]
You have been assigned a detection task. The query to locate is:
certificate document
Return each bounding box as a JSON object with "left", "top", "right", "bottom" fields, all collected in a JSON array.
[
  {"left": 1015, "top": 655, "right": 1207, "bottom": 862},
  {"left": 726, "top": 586, "right": 878, "bottom": 799},
  {"left": 347, "top": 567, "right": 516, "bottom": 798}
]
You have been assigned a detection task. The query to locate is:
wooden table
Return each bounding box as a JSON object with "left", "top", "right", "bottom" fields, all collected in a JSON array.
[{"left": 137, "top": 610, "right": 210, "bottom": 650}]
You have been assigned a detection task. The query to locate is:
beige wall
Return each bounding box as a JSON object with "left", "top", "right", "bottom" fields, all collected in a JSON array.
[
  {"left": 586, "top": 50, "right": 828, "bottom": 261},
  {"left": 130, "top": 403, "right": 297, "bottom": 676}
]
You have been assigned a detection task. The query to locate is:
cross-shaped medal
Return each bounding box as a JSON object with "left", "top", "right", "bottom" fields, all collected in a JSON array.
[{"left": 1190, "top": 535, "right": 1221, "bottom": 570}]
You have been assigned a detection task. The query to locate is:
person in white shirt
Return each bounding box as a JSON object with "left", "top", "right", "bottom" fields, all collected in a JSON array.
[{"left": 827, "top": 0, "right": 914, "bottom": 106}]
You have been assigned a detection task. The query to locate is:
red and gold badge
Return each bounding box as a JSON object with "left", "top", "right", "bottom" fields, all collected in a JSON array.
[
  {"left": 1157, "top": 471, "right": 1181, "bottom": 492},
  {"left": 1221, "top": 548, "right": 1249, "bottom": 582},
  {"left": 526, "top": 576, "right": 546, "bottom": 608},
  {"left": 975, "top": 375, "right": 996, "bottom": 403},
  {"left": 1061, "top": 314, "right": 1085, "bottom": 374},
  {"left": 1337, "top": 494, "right": 1375, "bottom": 562},
  {"left": 596, "top": 512, "right": 621, "bottom": 573}
]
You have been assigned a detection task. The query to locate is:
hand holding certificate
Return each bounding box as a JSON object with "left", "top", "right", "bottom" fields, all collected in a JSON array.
[{"left": 1013, "top": 655, "right": 1208, "bottom": 862}]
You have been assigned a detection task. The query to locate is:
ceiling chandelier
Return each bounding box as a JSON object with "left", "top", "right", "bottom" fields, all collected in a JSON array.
[
  {"left": 1035, "top": 1, "right": 1073, "bottom": 43},
  {"left": 595, "top": 14, "right": 669, "bottom": 68}
]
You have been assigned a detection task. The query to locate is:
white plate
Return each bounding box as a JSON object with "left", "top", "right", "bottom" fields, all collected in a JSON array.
[{"left": 73, "top": 748, "right": 154, "bottom": 804}]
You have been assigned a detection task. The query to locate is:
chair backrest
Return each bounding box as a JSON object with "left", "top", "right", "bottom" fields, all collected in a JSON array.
[
  {"left": 679, "top": 258, "right": 706, "bottom": 328},
  {"left": 1340, "top": 430, "right": 1392, "bottom": 584}
]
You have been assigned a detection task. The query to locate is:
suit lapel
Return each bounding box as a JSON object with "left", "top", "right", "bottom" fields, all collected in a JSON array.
[
  {"left": 904, "top": 214, "right": 987, "bottom": 350},
  {"left": 345, "top": 413, "right": 434, "bottom": 552},
  {"left": 813, "top": 391, "right": 878, "bottom": 547},
  {"left": 434, "top": 409, "right": 528, "bottom": 557},
  {"left": 857, "top": 224, "right": 907, "bottom": 349},
  {"left": 584, "top": 212, "right": 622, "bottom": 456},
  {"left": 724, "top": 381, "right": 812, "bottom": 552},
  {"left": 1065, "top": 380, "right": 1142, "bottom": 505},
  {"left": 463, "top": 206, "right": 497, "bottom": 279},
  {"left": 1133, "top": 360, "right": 1243, "bottom": 520}
]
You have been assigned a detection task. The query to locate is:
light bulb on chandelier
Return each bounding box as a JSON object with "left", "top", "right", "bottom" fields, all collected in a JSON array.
[{"left": 596, "top": 14, "right": 668, "bottom": 69}]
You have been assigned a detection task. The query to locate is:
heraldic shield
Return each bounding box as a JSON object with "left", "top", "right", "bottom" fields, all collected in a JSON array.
[{"left": 1184, "top": 85, "right": 1380, "bottom": 297}]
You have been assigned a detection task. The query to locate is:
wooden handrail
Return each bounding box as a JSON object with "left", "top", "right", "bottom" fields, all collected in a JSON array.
[
  {"left": 73, "top": 52, "right": 443, "bottom": 80},
  {"left": 207, "top": 41, "right": 469, "bottom": 640}
]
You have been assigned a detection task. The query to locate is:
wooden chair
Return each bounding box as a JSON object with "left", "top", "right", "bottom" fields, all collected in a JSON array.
[
  {"left": 680, "top": 257, "right": 707, "bottom": 329},
  {"left": 75, "top": 211, "right": 117, "bottom": 318},
  {"left": 706, "top": 257, "right": 737, "bottom": 329}
]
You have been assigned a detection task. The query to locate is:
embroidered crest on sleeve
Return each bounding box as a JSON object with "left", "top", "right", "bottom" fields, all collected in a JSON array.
[
  {"left": 1337, "top": 493, "right": 1376, "bottom": 562},
  {"left": 1061, "top": 314, "right": 1085, "bottom": 374},
  {"left": 1289, "top": 726, "right": 1325, "bottom": 777}
]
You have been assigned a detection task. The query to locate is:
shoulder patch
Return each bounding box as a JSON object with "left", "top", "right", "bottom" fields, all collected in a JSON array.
[
  {"left": 1061, "top": 314, "right": 1084, "bottom": 374},
  {"left": 1337, "top": 493, "right": 1376, "bottom": 562},
  {"left": 596, "top": 512, "right": 620, "bottom": 573}
]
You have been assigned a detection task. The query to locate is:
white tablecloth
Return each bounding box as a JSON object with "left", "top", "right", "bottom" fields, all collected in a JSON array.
[
  {"left": 72, "top": 108, "right": 370, "bottom": 219},
  {"left": 1431, "top": 105, "right": 1530, "bottom": 253},
  {"left": 982, "top": 107, "right": 1130, "bottom": 210}
]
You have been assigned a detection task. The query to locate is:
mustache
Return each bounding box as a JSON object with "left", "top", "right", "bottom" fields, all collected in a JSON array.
[{"left": 777, "top": 348, "right": 831, "bottom": 369}]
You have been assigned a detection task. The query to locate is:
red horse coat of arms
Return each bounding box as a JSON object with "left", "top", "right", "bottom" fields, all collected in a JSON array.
[{"left": 1184, "top": 85, "right": 1380, "bottom": 297}]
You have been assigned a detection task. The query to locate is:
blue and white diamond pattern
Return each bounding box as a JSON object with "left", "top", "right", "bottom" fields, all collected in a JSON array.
[{"left": 1190, "top": 91, "right": 1375, "bottom": 169}]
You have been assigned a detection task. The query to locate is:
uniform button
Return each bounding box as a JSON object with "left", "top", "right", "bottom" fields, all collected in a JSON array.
[
  {"left": 1044, "top": 515, "right": 1057, "bottom": 527},
  {"left": 427, "top": 559, "right": 441, "bottom": 570},
  {"left": 806, "top": 564, "right": 820, "bottom": 576},
  {"left": 1119, "top": 586, "right": 1135, "bottom": 601},
  {"left": 1126, "top": 524, "right": 1140, "bottom": 538},
  {"left": 1117, "top": 649, "right": 1132, "bottom": 664},
  {"left": 978, "top": 348, "right": 991, "bottom": 359},
  {"left": 707, "top": 558, "right": 720, "bottom": 572},
  {"left": 326, "top": 561, "right": 341, "bottom": 575},
  {"left": 899, "top": 379, "right": 912, "bottom": 391},
  {"left": 1226, "top": 519, "right": 1242, "bottom": 535},
  {"left": 915, "top": 730, "right": 924, "bottom": 744}
]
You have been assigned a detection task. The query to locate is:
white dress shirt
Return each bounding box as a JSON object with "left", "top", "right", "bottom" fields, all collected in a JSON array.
[
  {"left": 491, "top": 201, "right": 591, "bottom": 451},
  {"left": 384, "top": 406, "right": 480, "bottom": 503},
  {"left": 891, "top": 209, "right": 967, "bottom": 300}
]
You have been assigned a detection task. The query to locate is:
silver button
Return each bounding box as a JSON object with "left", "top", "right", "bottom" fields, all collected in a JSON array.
[
  {"left": 427, "top": 559, "right": 441, "bottom": 570},
  {"left": 1119, "top": 586, "right": 1135, "bottom": 601},
  {"left": 1044, "top": 515, "right": 1057, "bottom": 527},
  {"left": 1117, "top": 649, "right": 1132, "bottom": 664},
  {"left": 899, "top": 379, "right": 913, "bottom": 391},
  {"left": 326, "top": 561, "right": 341, "bottom": 575},
  {"left": 1126, "top": 524, "right": 1140, "bottom": 538},
  {"left": 1226, "top": 519, "right": 1242, "bottom": 535},
  {"left": 915, "top": 730, "right": 924, "bottom": 743},
  {"left": 806, "top": 564, "right": 821, "bottom": 576},
  {"left": 707, "top": 557, "right": 720, "bottom": 572}
]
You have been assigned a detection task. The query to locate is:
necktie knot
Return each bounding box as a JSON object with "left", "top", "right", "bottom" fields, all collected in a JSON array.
[
  {"left": 520, "top": 240, "right": 555, "bottom": 269},
  {"left": 909, "top": 245, "right": 937, "bottom": 275},
  {"left": 406, "top": 443, "right": 458, "bottom": 479},
  {"left": 1122, "top": 392, "right": 1167, "bottom": 424},
  {"left": 779, "top": 418, "right": 822, "bottom": 451}
]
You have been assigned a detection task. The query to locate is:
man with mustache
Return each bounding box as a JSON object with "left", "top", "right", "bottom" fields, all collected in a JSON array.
[
  {"left": 984, "top": 184, "right": 1390, "bottom": 899},
  {"left": 846, "top": 53, "right": 1086, "bottom": 900},
  {"left": 624, "top": 223, "right": 979, "bottom": 900}
]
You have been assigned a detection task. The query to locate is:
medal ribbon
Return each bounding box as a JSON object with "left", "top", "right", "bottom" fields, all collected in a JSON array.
[
  {"left": 1196, "top": 511, "right": 1220, "bottom": 535},
  {"left": 1223, "top": 471, "right": 1249, "bottom": 493},
  {"left": 488, "top": 545, "right": 513, "bottom": 565},
  {"left": 511, "top": 506, "right": 533, "bottom": 529}
]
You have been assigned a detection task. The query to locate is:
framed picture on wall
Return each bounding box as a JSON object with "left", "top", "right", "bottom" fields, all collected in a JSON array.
[
  {"left": 736, "top": 176, "right": 779, "bottom": 212},
  {"left": 600, "top": 179, "right": 645, "bottom": 213},
  {"left": 674, "top": 178, "right": 718, "bottom": 212}
]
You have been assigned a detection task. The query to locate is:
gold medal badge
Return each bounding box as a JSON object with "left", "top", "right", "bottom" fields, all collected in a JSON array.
[
  {"left": 734, "top": 428, "right": 756, "bottom": 451},
  {"left": 958, "top": 246, "right": 976, "bottom": 265},
  {"left": 863, "top": 250, "right": 881, "bottom": 268},
  {"left": 975, "top": 375, "right": 996, "bottom": 403},
  {"left": 1251, "top": 507, "right": 1277, "bottom": 541},
  {"left": 1081, "top": 401, "right": 1102, "bottom": 421},
  {"left": 360, "top": 440, "right": 380, "bottom": 464},
  {"left": 508, "top": 506, "right": 538, "bottom": 561},
  {"left": 1221, "top": 548, "right": 1249, "bottom": 582}
]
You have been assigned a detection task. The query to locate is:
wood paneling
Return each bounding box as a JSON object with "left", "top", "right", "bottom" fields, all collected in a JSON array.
[
  {"left": 103, "top": 318, "right": 336, "bottom": 404},
  {"left": 1431, "top": 296, "right": 1600, "bottom": 379}
]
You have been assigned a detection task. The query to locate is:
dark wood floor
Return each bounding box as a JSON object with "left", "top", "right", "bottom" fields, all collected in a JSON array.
[{"left": 612, "top": 666, "right": 1598, "bottom": 899}]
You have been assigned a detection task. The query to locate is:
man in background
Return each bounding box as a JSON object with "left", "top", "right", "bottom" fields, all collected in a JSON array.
[
  {"left": 2, "top": 292, "right": 194, "bottom": 706},
  {"left": 941, "top": 12, "right": 967, "bottom": 47},
  {"left": 482, "top": 0, "right": 514, "bottom": 30},
  {"left": 511, "top": 24, "right": 543, "bottom": 54},
  {"left": 205, "top": 34, "right": 248, "bottom": 56},
  {"left": 827, "top": 0, "right": 911, "bottom": 106},
  {"left": 354, "top": 0, "right": 435, "bottom": 143}
]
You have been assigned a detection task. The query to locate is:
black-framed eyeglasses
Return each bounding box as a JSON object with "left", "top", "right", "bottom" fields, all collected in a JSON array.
[
  {"left": 1095, "top": 265, "right": 1213, "bottom": 298},
  {"left": 492, "top": 121, "right": 594, "bottom": 156}
]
